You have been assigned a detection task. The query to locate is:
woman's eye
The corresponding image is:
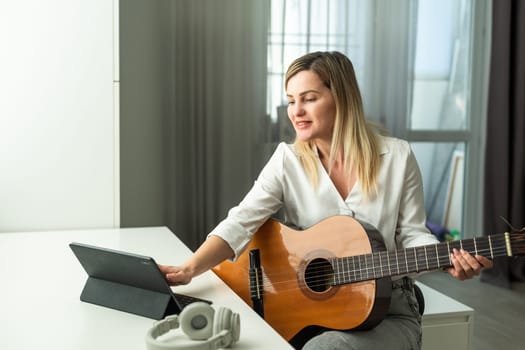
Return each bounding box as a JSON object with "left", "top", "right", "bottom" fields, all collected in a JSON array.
[{"left": 287, "top": 101, "right": 295, "bottom": 105}]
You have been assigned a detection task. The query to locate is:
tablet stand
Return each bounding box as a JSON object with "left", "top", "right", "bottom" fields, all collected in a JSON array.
[{"left": 80, "top": 276, "right": 179, "bottom": 319}]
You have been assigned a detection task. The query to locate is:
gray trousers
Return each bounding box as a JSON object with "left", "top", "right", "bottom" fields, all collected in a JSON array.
[{"left": 301, "top": 278, "right": 422, "bottom": 350}]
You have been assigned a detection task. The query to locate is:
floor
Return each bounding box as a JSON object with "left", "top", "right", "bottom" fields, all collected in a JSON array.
[{"left": 417, "top": 271, "right": 525, "bottom": 350}]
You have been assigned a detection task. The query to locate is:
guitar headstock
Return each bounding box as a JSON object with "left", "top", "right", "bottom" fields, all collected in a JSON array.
[
  {"left": 498, "top": 216, "right": 525, "bottom": 256},
  {"left": 509, "top": 231, "right": 525, "bottom": 257}
]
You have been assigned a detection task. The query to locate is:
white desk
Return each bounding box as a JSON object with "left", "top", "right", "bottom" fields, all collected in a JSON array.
[
  {"left": 0, "top": 227, "right": 474, "bottom": 350},
  {"left": 0, "top": 227, "right": 293, "bottom": 350}
]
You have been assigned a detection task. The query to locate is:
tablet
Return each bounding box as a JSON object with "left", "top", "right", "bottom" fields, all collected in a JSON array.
[{"left": 70, "top": 242, "right": 211, "bottom": 319}]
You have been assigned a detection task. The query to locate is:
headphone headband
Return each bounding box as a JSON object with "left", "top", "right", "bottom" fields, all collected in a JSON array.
[
  {"left": 149, "top": 315, "right": 180, "bottom": 339},
  {"left": 145, "top": 303, "right": 240, "bottom": 350}
]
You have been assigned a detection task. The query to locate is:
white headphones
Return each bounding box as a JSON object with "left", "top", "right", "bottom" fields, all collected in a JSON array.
[{"left": 145, "top": 302, "right": 240, "bottom": 350}]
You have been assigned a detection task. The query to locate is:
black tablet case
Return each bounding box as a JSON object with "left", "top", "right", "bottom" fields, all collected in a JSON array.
[{"left": 69, "top": 242, "right": 181, "bottom": 320}]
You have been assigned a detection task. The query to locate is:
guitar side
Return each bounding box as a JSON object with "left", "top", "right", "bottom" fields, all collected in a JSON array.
[{"left": 212, "top": 216, "right": 391, "bottom": 341}]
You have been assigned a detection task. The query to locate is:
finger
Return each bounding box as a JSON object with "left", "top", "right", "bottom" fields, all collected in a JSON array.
[
  {"left": 444, "top": 265, "right": 461, "bottom": 279},
  {"left": 475, "top": 255, "right": 494, "bottom": 269},
  {"left": 166, "top": 270, "right": 191, "bottom": 286},
  {"left": 157, "top": 264, "right": 169, "bottom": 273},
  {"left": 158, "top": 264, "right": 182, "bottom": 275},
  {"left": 459, "top": 249, "right": 482, "bottom": 275},
  {"left": 165, "top": 273, "right": 176, "bottom": 284},
  {"left": 449, "top": 251, "right": 468, "bottom": 280},
  {"left": 165, "top": 272, "right": 182, "bottom": 285},
  {"left": 453, "top": 249, "right": 475, "bottom": 275},
  {"left": 452, "top": 248, "right": 471, "bottom": 270}
]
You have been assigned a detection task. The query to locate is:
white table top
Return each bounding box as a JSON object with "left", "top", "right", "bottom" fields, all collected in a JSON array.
[{"left": 0, "top": 226, "right": 293, "bottom": 350}]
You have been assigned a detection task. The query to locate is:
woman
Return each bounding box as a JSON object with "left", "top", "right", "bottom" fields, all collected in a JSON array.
[{"left": 159, "top": 51, "right": 492, "bottom": 349}]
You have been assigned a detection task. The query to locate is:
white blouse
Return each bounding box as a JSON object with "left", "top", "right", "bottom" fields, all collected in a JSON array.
[{"left": 209, "top": 136, "right": 439, "bottom": 260}]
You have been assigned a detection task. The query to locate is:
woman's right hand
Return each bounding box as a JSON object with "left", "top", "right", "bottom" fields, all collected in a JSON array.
[
  {"left": 158, "top": 264, "right": 193, "bottom": 286},
  {"left": 157, "top": 235, "right": 234, "bottom": 287}
]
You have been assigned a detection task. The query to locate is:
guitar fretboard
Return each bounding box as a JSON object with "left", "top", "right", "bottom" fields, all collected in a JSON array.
[{"left": 330, "top": 233, "right": 510, "bottom": 285}]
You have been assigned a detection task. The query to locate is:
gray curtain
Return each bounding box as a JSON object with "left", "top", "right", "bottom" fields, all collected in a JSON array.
[
  {"left": 360, "top": 0, "right": 417, "bottom": 138},
  {"left": 481, "top": 0, "right": 525, "bottom": 288},
  {"left": 165, "top": 0, "right": 269, "bottom": 250}
]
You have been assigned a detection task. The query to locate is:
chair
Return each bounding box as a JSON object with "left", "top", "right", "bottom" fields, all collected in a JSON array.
[{"left": 414, "top": 283, "right": 425, "bottom": 315}]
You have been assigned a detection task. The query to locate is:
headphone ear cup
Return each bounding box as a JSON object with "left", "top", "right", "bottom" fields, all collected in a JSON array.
[
  {"left": 179, "top": 302, "right": 215, "bottom": 341},
  {"left": 212, "top": 306, "right": 230, "bottom": 336},
  {"left": 213, "top": 306, "right": 240, "bottom": 346}
]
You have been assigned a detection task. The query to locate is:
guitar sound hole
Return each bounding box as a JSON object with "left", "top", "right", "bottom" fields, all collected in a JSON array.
[{"left": 305, "top": 258, "right": 333, "bottom": 293}]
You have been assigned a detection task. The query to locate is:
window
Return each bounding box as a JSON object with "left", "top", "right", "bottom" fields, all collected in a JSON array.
[
  {"left": 267, "top": 0, "right": 371, "bottom": 141},
  {"left": 409, "top": 0, "right": 491, "bottom": 239},
  {"left": 267, "top": 0, "right": 491, "bottom": 238}
]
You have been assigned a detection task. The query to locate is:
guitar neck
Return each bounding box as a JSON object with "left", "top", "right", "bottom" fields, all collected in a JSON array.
[{"left": 332, "top": 233, "right": 511, "bottom": 285}]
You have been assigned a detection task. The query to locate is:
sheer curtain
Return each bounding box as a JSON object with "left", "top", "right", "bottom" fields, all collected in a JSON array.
[
  {"left": 414, "top": 1, "right": 474, "bottom": 228},
  {"left": 166, "top": 0, "right": 269, "bottom": 250},
  {"left": 166, "top": 0, "right": 417, "bottom": 249},
  {"left": 363, "top": 0, "right": 418, "bottom": 138},
  {"left": 267, "top": 0, "right": 417, "bottom": 147}
]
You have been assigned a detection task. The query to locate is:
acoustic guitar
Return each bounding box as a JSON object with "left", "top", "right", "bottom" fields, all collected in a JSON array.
[{"left": 212, "top": 215, "right": 525, "bottom": 341}]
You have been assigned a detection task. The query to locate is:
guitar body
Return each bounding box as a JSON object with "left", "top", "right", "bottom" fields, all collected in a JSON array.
[{"left": 212, "top": 216, "right": 392, "bottom": 341}]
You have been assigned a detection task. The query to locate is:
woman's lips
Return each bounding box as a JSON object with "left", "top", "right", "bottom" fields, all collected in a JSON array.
[{"left": 295, "top": 120, "right": 312, "bottom": 129}]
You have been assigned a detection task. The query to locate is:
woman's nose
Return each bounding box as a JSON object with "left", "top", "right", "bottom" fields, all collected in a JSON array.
[{"left": 291, "top": 102, "right": 305, "bottom": 116}]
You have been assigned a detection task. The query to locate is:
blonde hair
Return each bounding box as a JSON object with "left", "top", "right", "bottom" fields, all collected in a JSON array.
[{"left": 285, "top": 51, "right": 382, "bottom": 197}]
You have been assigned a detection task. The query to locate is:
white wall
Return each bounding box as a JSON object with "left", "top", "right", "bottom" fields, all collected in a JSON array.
[{"left": 0, "top": 0, "right": 119, "bottom": 232}]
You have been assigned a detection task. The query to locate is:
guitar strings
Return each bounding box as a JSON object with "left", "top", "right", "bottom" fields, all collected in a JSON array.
[
  {"left": 255, "top": 245, "right": 514, "bottom": 282},
  {"left": 247, "top": 252, "right": 517, "bottom": 297},
  {"left": 243, "top": 243, "right": 524, "bottom": 295},
  {"left": 248, "top": 245, "right": 515, "bottom": 286}
]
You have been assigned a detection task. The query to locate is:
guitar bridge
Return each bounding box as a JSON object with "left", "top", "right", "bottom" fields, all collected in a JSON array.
[{"left": 249, "top": 249, "right": 264, "bottom": 318}]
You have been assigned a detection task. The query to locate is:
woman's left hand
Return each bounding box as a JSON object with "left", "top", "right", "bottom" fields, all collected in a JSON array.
[{"left": 445, "top": 248, "right": 494, "bottom": 280}]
